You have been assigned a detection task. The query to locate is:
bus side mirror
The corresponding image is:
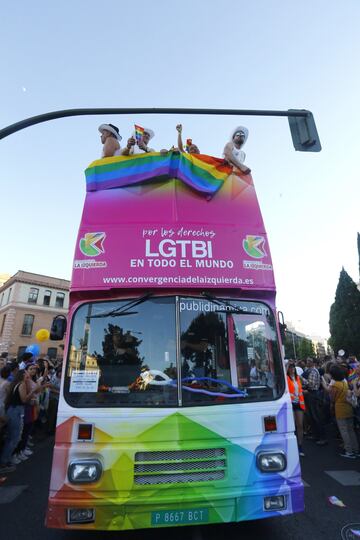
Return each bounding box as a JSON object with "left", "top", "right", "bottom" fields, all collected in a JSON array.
[
  {"left": 277, "top": 311, "right": 287, "bottom": 343},
  {"left": 50, "top": 315, "right": 67, "bottom": 340},
  {"left": 288, "top": 110, "right": 321, "bottom": 152},
  {"left": 279, "top": 323, "right": 287, "bottom": 343}
]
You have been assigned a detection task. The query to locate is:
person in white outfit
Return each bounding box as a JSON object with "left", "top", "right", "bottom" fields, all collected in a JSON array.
[
  {"left": 223, "top": 126, "right": 251, "bottom": 174},
  {"left": 99, "top": 123, "right": 122, "bottom": 157},
  {"left": 122, "top": 128, "right": 155, "bottom": 155}
]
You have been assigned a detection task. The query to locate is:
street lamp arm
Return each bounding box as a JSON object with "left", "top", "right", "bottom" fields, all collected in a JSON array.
[{"left": 0, "top": 107, "right": 312, "bottom": 141}]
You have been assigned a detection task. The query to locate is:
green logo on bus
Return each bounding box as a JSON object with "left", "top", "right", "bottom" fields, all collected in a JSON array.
[
  {"left": 79, "top": 232, "right": 106, "bottom": 257},
  {"left": 243, "top": 235, "right": 266, "bottom": 259}
]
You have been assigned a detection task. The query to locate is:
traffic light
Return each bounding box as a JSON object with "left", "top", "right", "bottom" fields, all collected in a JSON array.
[{"left": 288, "top": 109, "right": 321, "bottom": 152}]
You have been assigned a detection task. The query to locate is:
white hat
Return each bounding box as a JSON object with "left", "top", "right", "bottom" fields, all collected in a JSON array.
[
  {"left": 143, "top": 127, "right": 155, "bottom": 140},
  {"left": 230, "top": 125, "right": 249, "bottom": 144},
  {"left": 98, "top": 123, "right": 122, "bottom": 141}
]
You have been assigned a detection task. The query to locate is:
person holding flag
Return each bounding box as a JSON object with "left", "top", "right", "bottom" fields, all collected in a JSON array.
[
  {"left": 134, "top": 124, "right": 144, "bottom": 142},
  {"left": 122, "top": 125, "right": 156, "bottom": 155}
]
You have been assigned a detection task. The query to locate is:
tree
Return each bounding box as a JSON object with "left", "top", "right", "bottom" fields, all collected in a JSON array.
[
  {"left": 283, "top": 332, "right": 314, "bottom": 360},
  {"left": 297, "top": 337, "right": 314, "bottom": 359},
  {"left": 180, "top": 312, "right": 227, "bottom": 376},
  {"left": 284, "top": 332, "right": 296, "bottom": 359},
  {"left": 97, "top": 323, "right": 143, "bottom": 367},
  {"left": 329, "top": 268, "right": 360, "bottom": 357}
]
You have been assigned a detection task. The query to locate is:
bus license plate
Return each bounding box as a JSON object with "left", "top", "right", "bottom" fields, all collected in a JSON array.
[{"left": 151, "top": 508, "right": 209, "bottom": 526}]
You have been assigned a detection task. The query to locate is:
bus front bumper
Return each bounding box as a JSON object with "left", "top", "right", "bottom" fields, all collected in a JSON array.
[{"left": 46, "top": 482, "right": 304, "bottom": 530}]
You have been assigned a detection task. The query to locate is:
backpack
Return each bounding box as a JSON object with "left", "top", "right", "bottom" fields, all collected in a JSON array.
[{"left": 4, "top": 383, "right": 21, "bottom": 411}]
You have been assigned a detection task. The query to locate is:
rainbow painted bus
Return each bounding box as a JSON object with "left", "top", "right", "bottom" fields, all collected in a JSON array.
[{"left": 46, "top": 148, "right": 303, "bottom": 530}]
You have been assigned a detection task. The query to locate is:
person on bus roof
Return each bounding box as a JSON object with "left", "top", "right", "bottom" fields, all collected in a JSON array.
[
  {"left": 223, "top": 126, "right": 251, "bottom": 175},
  {"left": 122, "top": 128, "right": 156, "bottom": 155},
  {"left": 175, "top": 124, "right": 200, "bottom": 154},
  {"left": 99, "top": 123, "right": 122, "bottom": 158}
]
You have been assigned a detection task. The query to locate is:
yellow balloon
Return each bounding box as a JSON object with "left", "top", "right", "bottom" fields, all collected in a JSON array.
[{"left": 36, "top": 328, "right": 50, "bottom": 342}]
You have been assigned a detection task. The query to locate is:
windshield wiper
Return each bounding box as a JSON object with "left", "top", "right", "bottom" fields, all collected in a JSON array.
[
  {"left": 89, "top": 293, "right": 153, "bottom": 319},
  {"left": 201, "top": 292, "right": 256, "bottom": 315}
]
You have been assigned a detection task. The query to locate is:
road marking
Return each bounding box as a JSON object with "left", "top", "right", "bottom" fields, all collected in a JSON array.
[
  {"left": 325, "top": 470, "right": 360, "bottom": 486},
  {"left": 341, "top": 523, "right": 360, "bottom": 540},
  {"left": 0, "top": 485, "right": 28, "bottom": 504}
]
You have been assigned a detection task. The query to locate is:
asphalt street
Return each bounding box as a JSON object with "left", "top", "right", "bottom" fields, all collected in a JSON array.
[{"left": 0, "top": 427, "right": 360, "bottom": 540}]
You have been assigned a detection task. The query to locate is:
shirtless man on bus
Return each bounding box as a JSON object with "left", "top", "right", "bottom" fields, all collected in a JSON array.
[
  {"left": 98, "top": 123, "right": 122, "bottom": 157},
  {"left": 223, "top": 126, "right": 251, "bottom": 174}
]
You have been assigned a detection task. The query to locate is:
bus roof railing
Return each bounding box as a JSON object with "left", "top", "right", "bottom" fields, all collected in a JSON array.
[{"left": 0, "top": 107, "right": 321, "bottom": 152}]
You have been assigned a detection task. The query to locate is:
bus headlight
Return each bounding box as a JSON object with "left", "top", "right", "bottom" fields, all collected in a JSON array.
[
  {"left": 68, "top": 459, "right": 102, "bottom": 484},
  {"left": 257, "top": 452, "right": 286, "bottom": 472}
]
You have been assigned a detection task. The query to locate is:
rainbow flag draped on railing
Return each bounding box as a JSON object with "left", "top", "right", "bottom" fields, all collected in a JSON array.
[{"left": 85, "top": 153, "right": 241, "bottom": 196}]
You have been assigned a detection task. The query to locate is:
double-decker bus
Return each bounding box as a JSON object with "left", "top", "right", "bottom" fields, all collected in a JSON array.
[{"left": 45, "top": 143, "right": 303, "bottom": 530}]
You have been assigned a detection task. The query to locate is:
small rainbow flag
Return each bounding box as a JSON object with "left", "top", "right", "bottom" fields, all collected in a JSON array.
[
  {"left": 134, "top": 124, "right": 144, "bottom": 142},
  {"left": 348, "top": 368, "right": 358, "bottom": 382},
  {"left": 185, "top": 138, "right": 192, "bottom": 152}
]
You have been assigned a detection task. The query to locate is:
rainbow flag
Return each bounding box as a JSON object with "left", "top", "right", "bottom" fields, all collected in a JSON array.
[
  {"left": 85, "top": 153, "right": 250, "bottom": 196},
  {"left": 134, "top": 124, "right": 144, "bottom": 142},
  {"left": 185, "top": 138, "right": 192, "bottom": 152},
  {"left": 348, "top": 363, "right": 359, "bottom": 382}
]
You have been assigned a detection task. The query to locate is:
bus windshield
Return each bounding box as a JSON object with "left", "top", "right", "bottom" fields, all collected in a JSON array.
[{"left": 64, "top": 296, "right": 284, "bottom": 408}]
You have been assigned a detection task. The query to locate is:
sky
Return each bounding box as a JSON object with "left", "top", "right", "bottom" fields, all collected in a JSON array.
[{"left": 1, "top": 1, "right": 359, "bottom": 339}]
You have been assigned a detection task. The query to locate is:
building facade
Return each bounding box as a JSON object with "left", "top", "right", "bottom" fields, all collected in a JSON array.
[
  {"left": 0, "top": 270, "right": 70, "bottom": 360},
  {"left": 284, "top": 320, "right": 314, "bottom": 360},
  {"left": 311, "top": 336, "right": 330, "bottom": 359}
]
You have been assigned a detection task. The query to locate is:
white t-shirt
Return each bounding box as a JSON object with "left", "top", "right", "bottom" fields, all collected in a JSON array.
[
  {"left": 292, "top": 379, "right": 300, "bottom": 403},
  {"left": 129, "top": 145, "right": 155, "bottom": 155},
  {"left": 250, "top": 366, "right": 260, "bottom": 383},
  {"left": 223, "top": 143, "right": 246, "bottom": 164},
  {"left": 231, "top": 146, "right": 246, "bottom": 164}
]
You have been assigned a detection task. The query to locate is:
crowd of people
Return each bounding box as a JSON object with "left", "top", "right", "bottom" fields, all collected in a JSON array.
[
  {"left": 1, "top": 348, "right": 359, "bottom": 475},
  {"left": 286, "top": 352, "right": 360, "bottom": 459},
  {"left": 98, "top": 122, "right": 252, "bottom": 175},
  {"left": 0, "top": 352, "right": 62, "bottom": 474}
]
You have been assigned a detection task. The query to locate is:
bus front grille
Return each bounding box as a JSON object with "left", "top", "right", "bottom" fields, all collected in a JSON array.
[{"left": 134, "top": 448, "right": 226, "bottom": 485}]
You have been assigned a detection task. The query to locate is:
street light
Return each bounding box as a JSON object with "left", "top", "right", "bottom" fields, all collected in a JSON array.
[
  {"left": 291, "top": 332, "right": 297, "bottom": 360},
  {"left": 0, "top": 108, "right": 321, "bottom": 152}
]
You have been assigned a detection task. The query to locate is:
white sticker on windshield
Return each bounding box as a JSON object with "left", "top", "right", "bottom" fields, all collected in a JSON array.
[
  {"left": 70, "top": 370, "right": 100, "bottom": 393},
  {"left": 247, "top": 347, "right": 255, "bottom": 360}
]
